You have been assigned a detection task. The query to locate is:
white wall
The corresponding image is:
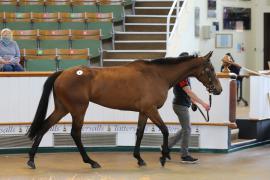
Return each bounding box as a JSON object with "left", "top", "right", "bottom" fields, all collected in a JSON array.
[
  {"left": 167, "top": 0, "right": 270, "bottom": 103},
  {"left": 166, "top": 0, "right": 199, "bottom": 57}
]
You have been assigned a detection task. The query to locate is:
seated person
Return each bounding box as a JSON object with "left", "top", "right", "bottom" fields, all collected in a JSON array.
[
  {"left": 221, "top": 53, "right": 241, "bottom": 75},
  {"left": 221, "top": 53, "right": 244, "bottom": 102},
  {"left": 0, "top": 28, "right": 24, "bottom": 72}
]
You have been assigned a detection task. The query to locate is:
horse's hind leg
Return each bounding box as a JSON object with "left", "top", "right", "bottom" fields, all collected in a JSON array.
[
  {"left": 145, "top": 107, "right": 170, "bottom": 167},
  {"left": 70, "top": 110, "right": 101, "bottom": 168},
  {"left": 133, "top": 112, "right": 147, "bottom": 166},
  {"left": 27, "top": 108, "right": 67, "bottom": 169}
]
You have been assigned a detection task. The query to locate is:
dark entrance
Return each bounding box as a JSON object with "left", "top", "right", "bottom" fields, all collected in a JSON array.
[{"left": 264, "top": 13, "right": 270, "bottom": 70}]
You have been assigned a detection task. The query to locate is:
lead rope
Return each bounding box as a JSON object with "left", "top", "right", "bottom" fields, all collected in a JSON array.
[
  {"left": 206, "top": 94, "right": 212, "bottom": 122},
  {"left": 191, "top": 94, "right": 212, "bottom": 122}
]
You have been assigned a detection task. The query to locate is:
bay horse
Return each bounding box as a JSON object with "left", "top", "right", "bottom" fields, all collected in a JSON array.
[{"left": 27, "top": 51, "right": 222, "bottom": 169}]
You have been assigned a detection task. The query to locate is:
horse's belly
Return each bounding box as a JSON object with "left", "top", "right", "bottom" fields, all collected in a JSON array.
[{"left": 89, "top": 92, "right": 140, "bottom": 111}]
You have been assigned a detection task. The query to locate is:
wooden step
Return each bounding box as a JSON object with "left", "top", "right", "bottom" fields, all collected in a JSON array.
[
  {"left": 125, "top": 23, "right": 174, "bottom": 32},
  {"left": 135, "top": 7, "right": 177, "bottom": 15},
  {"left": 125, "top": 15, "right": 176, "bottom": 23},
  {"left": 115, "top": 40, "right": 166, "bottom": 50},
  {"left": 135, "top": 0, "right": 176, "bottom": 7},
  {"left": 103, "top": 50, "right": 166, "bottom": 59},
  {"left": 115, "top": 32, "right": 167, "bottom": 41}
]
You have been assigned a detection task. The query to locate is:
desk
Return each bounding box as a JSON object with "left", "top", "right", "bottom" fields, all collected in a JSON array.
[{"left": 237, "top": 75, "right": 249, "bottom": 106}]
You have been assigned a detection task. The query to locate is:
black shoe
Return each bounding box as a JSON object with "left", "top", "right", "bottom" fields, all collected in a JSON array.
[{"left": 181, "top": 155, "right": 198, "bottom": 164}]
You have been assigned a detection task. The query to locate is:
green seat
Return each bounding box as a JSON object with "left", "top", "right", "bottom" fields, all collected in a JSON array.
[
  {"left": 5, "top": 13, "right": 32, "bottom": 30},
  {"left": 32, "top": 13, "right": 59, "bottom": 30},
  {"left": 26, "top": 60, "right": 56, "bottom": 71},
  {"left": 0, "top": 23, "right": 5, "bottom": 29},
  {"left": 46, "top": 5, "right": 71, "bottom": 13},
  {"left": 57, "top": 49, "right": 90, "bottom": 69},
  {"left": 39, "top": 40, "right": 70, "bottom": 49},
  {"left": 99, "top": 5, "right": 123, "bottom": 22},
  {"left": 5, "top": 22, "right": 32, "bottom": 30},
  {"left": 61, "top": 22, "right": 86, "bottom": 30},
  {"left": 33, "top": 22, "right": 60, "bottom": 30},
  {"left": 0, "top": 5, "right": 18, "bottom": 12},
  {"left": 85, "top": 13, "right": 113, "bottom": 39},
  {"left": 18, "top": 5, "right": 45, "bottom": 12},
  {"left": 71, "top": 40, "right": 100, "bottom": 57},
  {"left": 60, "top": 13, "right": 86, "bottom": 30},
  {"left": 87, "top": 22, "right": 112, "bottom": 39},
  {"left": 13, "top": 30, "right": 38, "bottom": 49},
  {"left": 23, "top": 49, "right": 57, "bottom": 71},
  {"left": 59, "top": 59, "right": 89, "bottom": 70},
  {"left": 71, "top": 1, "right": 97, "bottom": 13},
  {"left": 72, "top": 5, "right": 97, "bottom": 13},
  {"left": 16, "top": 40, "right": 37, "bottom": 49}
]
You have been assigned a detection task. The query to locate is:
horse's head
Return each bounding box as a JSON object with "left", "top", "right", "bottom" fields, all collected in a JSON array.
[{"left": 195, "top": 51, "right": 222, "bottom": 95}]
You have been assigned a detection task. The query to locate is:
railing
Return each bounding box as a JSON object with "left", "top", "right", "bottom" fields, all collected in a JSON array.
[{"left": 166, "top": 0, "right": 187, "bottom": 49}]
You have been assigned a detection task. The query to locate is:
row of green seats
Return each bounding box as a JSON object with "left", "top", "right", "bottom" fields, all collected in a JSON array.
[
  {"left": 2, "top": 22, "right": 112, "bottom": 39},
  {"left": 25, "top": 59, "right": 90, "bottom": 71},
  {"left": 18, "top": 40, "right": 101, "bottom": 57},
  {"left": 0, "top": 4, "right": 128, "bottom": 22},
  {"left": 21, "top": 48, "right": 94, "bottom": 71}
]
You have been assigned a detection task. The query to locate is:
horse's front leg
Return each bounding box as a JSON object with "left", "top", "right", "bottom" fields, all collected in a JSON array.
[
  {"left": 133, "top": 112, "right": 148, "bottom": 166},
  {"left": 145, "top": 107, "right": 170, "bottom": 167}
]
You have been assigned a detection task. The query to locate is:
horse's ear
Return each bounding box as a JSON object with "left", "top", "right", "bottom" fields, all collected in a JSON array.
[{"left": 203, "top": 51, "right": 213, "bottom": 61}]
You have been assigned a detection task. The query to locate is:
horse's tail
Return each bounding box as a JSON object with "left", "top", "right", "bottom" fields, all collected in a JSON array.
[{"left": 27, "top": 71, "right": 63, "bottom": 140}]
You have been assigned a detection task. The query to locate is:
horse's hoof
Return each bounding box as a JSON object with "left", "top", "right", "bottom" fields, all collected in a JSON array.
[
  {"left": 167, "top": 154, "right": 171, "bottom": 160},
  {"left": 91, "top": 162, "right": 101, "bottom": 168},
  {"left": 138, "top": 160, "right": 147, "bottom": 167},
  {"left": 27, "top": 160, "right": 36, "bottom": 169},
  {"left": 159, "top": 157, "right": 166, "bottom": 167}
]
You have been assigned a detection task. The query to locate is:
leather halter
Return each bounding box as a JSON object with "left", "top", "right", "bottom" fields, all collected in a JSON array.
[{"left": 192, "top": 63, "right": 215, "bottom": 122}]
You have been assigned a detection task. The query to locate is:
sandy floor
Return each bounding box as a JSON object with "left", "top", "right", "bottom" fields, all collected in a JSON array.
[{"left": 0, "top": 144, "right": 269, "bottom": 180}]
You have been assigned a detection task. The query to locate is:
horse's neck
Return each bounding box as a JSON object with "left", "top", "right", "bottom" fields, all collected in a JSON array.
[{"left": 156, "top": 58, "right": 203, "bottom": 87}]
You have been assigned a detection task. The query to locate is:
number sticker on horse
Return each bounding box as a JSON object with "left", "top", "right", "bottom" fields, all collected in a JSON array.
[{"left": 76, "top": 70, "right": 83, "bottom": 76}]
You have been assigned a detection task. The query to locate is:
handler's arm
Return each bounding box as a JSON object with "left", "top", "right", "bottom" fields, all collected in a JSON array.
[{"left": 183, "top": 86, "right": 210, "bottom": 111}]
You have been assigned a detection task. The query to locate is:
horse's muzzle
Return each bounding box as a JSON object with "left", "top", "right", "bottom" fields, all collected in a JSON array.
[{"left": 212, "top": 87, "right": 222, "bottom": 95}]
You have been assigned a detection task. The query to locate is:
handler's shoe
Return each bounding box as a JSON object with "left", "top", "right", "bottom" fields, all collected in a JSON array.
[{"left": 181, "top": 155, "right": 198, "bottom": 164}]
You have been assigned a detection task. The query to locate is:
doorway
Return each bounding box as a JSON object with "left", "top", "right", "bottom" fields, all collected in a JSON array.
[{"left": 264, "top": 13, "right": 270, "bottom": 70}]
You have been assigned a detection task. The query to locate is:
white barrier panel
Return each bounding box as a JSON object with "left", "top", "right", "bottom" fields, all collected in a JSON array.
[
  {"left": 0, "top": 77, "right": 232, "bottom": 124},
  {"left": 0, "top": 75, "right": 233, "bottom": 150},
  {"left": 249, "top": 76, "right": 270, "bottom": 120}
]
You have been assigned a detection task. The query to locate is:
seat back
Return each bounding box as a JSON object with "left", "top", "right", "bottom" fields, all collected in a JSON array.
[
  {"left": 32, "top": 12, "right": 60, "bottom": 29},
  {"left": 60, "top": 12, "right": 86, "bottom": 29},
  {"left": 97, "top": 0, "right": 124, "bottom": 22},
  {"left": 85, "top": 12, "right": 113, "bottom": 39},
  {"left": 45, "top": 0, "right": 71, "bottom": 12},
  {"left": 18, "top": 0, "right": 45, "bottom": 12},
  {"left": 70, "top": 29, "right": 102, "bottom": 58},
  {"left": 0, "top": 0, "right": 19, "bottom": 12},
  {"left": 13, "top": 29, "right": 38, "bottom": 48},
  {"left": 22, "top": 48, "right": 57, "bottom": 71},
  {"left": 5, "top": 12, "right": 32, "bottom": 29},
  {"left": 57, "top": 48, "right": 90, "bottom": 69},
  {"left": 71, "top": 0, "right": 97, "bottom": 13},
  {"left": 38, "top": 29, "right": 70, "bottom": 48}
]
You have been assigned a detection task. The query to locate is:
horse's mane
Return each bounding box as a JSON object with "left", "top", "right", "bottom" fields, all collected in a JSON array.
[{"left": 144, "top": 55, "right": 198, "bottom": 65}]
